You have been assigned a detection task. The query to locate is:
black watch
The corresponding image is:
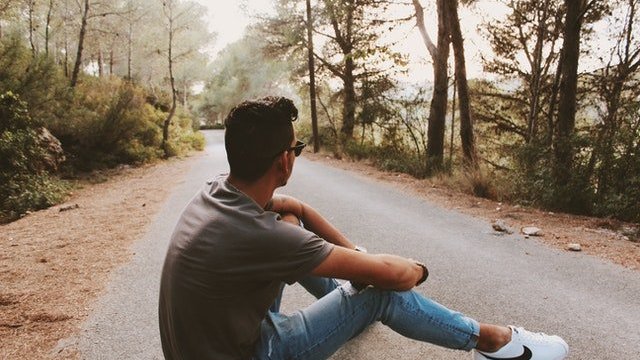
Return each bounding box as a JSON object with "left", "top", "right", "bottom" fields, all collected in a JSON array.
[{"left": 415, "top": 262, "right": 429, "bottom": 286}]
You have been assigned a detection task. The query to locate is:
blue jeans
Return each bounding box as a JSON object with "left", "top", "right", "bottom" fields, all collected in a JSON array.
[{"left": 253, "top": 276, "right": 480, "bottom": 360}]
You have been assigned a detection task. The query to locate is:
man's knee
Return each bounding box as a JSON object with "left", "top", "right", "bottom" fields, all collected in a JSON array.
[{"left": 280, "top": 213, "right": 301, "bottom": 226}]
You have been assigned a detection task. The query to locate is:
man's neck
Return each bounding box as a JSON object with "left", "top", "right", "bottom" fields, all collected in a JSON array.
[{"left": 227, "top": 174, "right": 275, "bottom": 209}]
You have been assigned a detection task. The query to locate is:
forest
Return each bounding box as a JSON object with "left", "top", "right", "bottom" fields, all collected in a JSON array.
[{"left": 1, "top": 0, "right": 639, "bottom": 224}]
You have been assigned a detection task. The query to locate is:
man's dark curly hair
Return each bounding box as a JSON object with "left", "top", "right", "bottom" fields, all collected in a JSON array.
[{"left": 224, "top": 96, "right": 299, "bottom": 181}]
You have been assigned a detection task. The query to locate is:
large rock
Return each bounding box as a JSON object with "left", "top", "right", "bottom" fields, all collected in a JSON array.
[{"left": 36, "top": 127, "right": 65, "bottom": 172}]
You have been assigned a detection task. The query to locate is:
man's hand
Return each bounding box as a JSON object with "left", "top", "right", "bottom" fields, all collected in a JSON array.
[{"left": 266, "top": 194, "right": 303, "bottom": 218}]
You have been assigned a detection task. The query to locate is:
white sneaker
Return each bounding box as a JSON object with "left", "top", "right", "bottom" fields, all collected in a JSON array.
[{"left": 472, "top": 326, "right": 569, "bottom": 360}]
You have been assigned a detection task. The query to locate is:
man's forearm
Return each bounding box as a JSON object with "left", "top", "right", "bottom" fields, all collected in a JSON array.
[
  {"left": 268, "top": 195, "right": 356, "bottom": 249},
  {"left": 300, "top": 202, "right": 356, "bottom": 249}
]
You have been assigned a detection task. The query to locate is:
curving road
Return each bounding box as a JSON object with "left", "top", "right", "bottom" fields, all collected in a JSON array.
[{"left": 72, "top": 130, "right": 640, "bottom": 359}]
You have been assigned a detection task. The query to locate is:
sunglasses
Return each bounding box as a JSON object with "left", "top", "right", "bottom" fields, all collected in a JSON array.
[
  {"left": 264, "top": 140, "right": 306, "bottom": 158},
  {"left": 287, "top": 140, "right": 306, "bottom": 157}
]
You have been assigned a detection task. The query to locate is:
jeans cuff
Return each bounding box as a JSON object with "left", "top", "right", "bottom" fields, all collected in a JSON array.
[{"left": 461, "top": 318, "right": 481, "bottom": 351}]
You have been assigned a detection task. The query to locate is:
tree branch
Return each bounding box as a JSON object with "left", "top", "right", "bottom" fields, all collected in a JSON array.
[{"left": 412, "top": 0, "right": 437, "bottom": 59}]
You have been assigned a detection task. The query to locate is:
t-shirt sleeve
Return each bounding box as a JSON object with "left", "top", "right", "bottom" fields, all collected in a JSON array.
[
  {"left": 249, "top": 221, "right": 335, "bottom": 285},
  {"left": 280, "top": 232, "right": 334, "bottom": 284}
]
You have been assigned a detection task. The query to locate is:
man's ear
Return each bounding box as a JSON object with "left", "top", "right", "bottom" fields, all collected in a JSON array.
[{"left": 276, "top": 151, "right": 290, "bottom": 174}]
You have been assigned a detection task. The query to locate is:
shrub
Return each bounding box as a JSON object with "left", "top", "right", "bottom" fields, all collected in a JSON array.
[
  {"left": 344, "top": 141, "right": 427, "bottom": 178},
  {"left": 50, "top": 77, "right": 165, "bottom": 171},
  {"left": 0, "top": 35, "right": 70, "bottom": 127},
  {"left": 0, "top": 92, "right": 68, "bottom": 221},
  {"left": 166, "top": 110, "right": 206, "bottom": 156},
  {"left": 1, "top": 173, "right": 68, "bottom": 220}
]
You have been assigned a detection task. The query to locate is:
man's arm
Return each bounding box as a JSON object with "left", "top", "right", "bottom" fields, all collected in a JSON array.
[
  {"left": 312, "top": 246, "right": 425, "bottom": 291},
  {"left": 267, "top": 194, "right": 356, "bottom": 249},
  {"left": 268, "top": 195, "right": 427, "bottom": 291}
]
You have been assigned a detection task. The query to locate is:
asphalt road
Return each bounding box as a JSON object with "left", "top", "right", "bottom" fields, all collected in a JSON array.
[{"left": 72, "top": 130, "right": 640, "bottom": 359}]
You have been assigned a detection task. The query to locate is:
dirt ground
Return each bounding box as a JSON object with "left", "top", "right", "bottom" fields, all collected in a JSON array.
[
  {"left": 0, "top": 156, "right": 197, "bottom": 359},
  {"left": 1, "top": 150, "right": 638, "bottom": 359}
]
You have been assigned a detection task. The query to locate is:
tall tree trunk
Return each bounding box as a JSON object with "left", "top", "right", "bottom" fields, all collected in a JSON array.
[
  {"left": 425, "top": 0, "right": 449, "bottom": 172},
  {"left": 28, "top": 0, "right": 36, "bottom": 55},
  {"left": 162, "top": 2, "right": 177, "bottom": 158},
  {"left": 553, "top": 0, "right": 585, "bottom": 189},
  {"left": 109, "top": 47, "right": 114, "bottom": 75},
  {"left": 340, "top": 0, "right": 356, "bottom": 139},
  {"left": 71, "top": 0, "right": 89, "bottom": 87},
  {"left": 63, "top": 0, "right": 69, "bottom": 77},
  {"left": 45, "top": 0, "right": 54, "bottom": 56},
  {"left": 97, "top": 46, "right": 103, "bottom": 77},
  {"left": 445, "top": 0, "right": 477, "bottom": 168},
  {"left": 63, "top": 33, "right": 69, "bottom": 76},
  {"left": 183, "top": 82, "right": 188, "bottom": 108},
  {"left": 527, "top": 0, "right": 550, "bottom": 143},
  {"left": 546, "top": 48, "right": 563, "bottom": 145},
  {"left": 127, "top": 8, "right": 133, "bottom": 80},
  {"left": 322, "top": 0, "right": 356, "bottom": 139},
  {"left": 449, "top": 76, "right": 456, "bottom": 166},
  {"left": 306, "top": 0, "right": 319, "bottom": 153},
  {"left": 341, "top": 56, "right": 356, "bottom": 138}
]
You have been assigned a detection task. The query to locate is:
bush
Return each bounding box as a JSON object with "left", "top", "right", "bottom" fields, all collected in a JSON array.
[
  {"left": 592, "top": 154, "right": 640, "bottom": 223},
  {"left": 49, "top": 77, "right": 165, "bottom": 171},
  {"left": 0, "top": 92, "right": 68, "bottom": 221},
  {"left": 344, "top": 141, "right": 427, "bottom": 178},
  {"left": 165, "top": 110, "right": 206, "bottom": 156},
  {"left": 0, "top": 35, "right": 70, "bottom": 127},
  {"left": 1, "top": 173, "right": 68, "bottom": 221}
]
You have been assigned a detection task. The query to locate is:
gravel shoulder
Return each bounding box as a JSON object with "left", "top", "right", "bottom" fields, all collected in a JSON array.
[
  {"left": 1, "top": 148, "right": 638, "bottom": 359},
  {"left": 0, "top": 155, "right": 199, "bottom": 359}
]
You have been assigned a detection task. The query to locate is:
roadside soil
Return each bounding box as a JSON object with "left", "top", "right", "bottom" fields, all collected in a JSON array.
[
  {"left": 0, "top": 155, "right": 198, "bottom": 359},
  {"left": 1, "top": 149, "right": 638, "bottom": 359}
]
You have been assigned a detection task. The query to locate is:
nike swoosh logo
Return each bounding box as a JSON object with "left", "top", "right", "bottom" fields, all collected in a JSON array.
[{"left": 480, "top": 345, "right": 532, "bottom": 360}]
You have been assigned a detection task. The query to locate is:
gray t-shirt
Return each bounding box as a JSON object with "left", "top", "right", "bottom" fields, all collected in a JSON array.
[{"left": 159, "top": 176, "right": 334, "bottom": 360}]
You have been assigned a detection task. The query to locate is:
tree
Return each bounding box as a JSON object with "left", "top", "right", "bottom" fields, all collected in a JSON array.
[
  {"left": 70, "top": 0, "right": 89, "bottom": 87},
  {"left": 45, "top": 0, "right": 54, "bottom": 55},
  {"left": 70, "top": 0, "right": 129, "bottom": 87},
  {"left": 585, "top": 0, "right": 640, "bottom": 217},
  {"left": 321, "top": 0, "right": 358, "bottom": 138},
  {"left": 198, "top": 33, "right": 294, "bottom": 125},
  {"left": 551, "top": 0, "right": 607, "bottom": 208},
  {"left": 305, "top": 0, "right": 319, "bottom": 152},
  {"left": 480, "top": 0, "right": 565, "bottom": 145},
  {"left": 259, "top": 0, "right": 403, "bottom": 141},
  {"left": 160, "top": 0, "right": 178, "bottom": 157},
  {"left": 445, "top": 0, "right": 477, "bottom": 167},
  {"left": 412, "top": 0, "right": 449, "bottom": 171}
]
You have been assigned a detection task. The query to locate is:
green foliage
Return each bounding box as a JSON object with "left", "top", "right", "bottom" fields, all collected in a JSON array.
[
  {"left": 590, "top": 123, "right": 640, "bottom": 222},
  {"left": 0, "top": 35, "right": 70, "bottom": 127},
  {"left": 0, "top": 92, "right": 45, "bottom": 172},
  {"left": 344, "top": 141, "right": 427, "bottom": 179},
  {"left": 197, "top": 33, "right": 295, "bottom": 125},
  {"left": 1, "top": 173, "right": 69, "bottom": 221},
  {"left": 0, "top": 92, "right": 68, "bottom": 221},
  {"left": 164, "top": 110, "right": 205, "bottom": 157},
  {"left": 0, "top": 19, "right": 207, "bottom": 221},
  {"left": 45, "top": 77, "right": 164, "bottom": 171}
]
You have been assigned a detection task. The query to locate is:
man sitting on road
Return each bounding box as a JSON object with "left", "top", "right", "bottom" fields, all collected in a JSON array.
[{"left": 158, "top": 96, "right": 569, "bottom": 360}]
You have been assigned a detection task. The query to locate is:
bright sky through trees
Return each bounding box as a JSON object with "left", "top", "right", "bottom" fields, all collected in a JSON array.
[
  {"left": 195, "top": 0, "right": 495, "bottom": 81},
  {"left": 195, "top": 0, "right": 613, "bottom": 82}
]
